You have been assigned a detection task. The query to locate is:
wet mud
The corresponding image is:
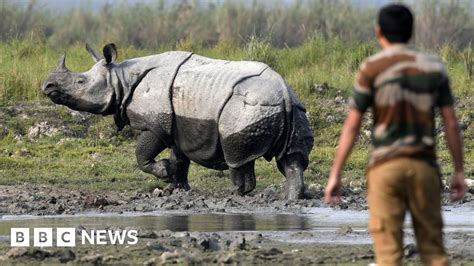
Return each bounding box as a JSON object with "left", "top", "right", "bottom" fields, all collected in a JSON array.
[
  {"left": 1, "top": 183, "right": 472, "bottom": 215},
  {"left": 0, "top": 184, "right": 369, "bottom": 215}
]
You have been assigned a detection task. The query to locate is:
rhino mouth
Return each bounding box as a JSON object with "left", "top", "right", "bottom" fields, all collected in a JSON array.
[
  {"left": 45, "top": 89, "right": 111, "bottom": 114},
  {"left": 45, "top": 89, "right": 71, "bottom": 106},
  {"left": 45, "top": 89, "right": 63, "bottom": 103},
  {"left": 47, "top": 90, "right": 59, "bottom": 98}
]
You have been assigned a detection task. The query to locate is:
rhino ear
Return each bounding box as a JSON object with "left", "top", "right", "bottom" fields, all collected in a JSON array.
[
  {"left": 85, "top": 43, "right": 102, "bottom": 63},
  {"left": 103, "top": 43, "right": 117, "bottom": 64}
]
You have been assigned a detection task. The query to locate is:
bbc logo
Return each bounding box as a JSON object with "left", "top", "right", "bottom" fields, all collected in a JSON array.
[
  {"left": 11, "top": 227, "right": 138, "bottom": 247},
  {"left": 11, "top": 228, "right": 76, "bottom": 247}
]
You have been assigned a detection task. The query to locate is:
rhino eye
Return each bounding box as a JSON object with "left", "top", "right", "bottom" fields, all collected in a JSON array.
[{"left": 77, "top": 78, "right": 86, "bottom": 84}]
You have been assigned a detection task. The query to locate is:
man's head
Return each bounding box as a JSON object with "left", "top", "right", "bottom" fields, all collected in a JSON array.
[{"left": 376, "top": 4, "right": 414, "bottom": 46}]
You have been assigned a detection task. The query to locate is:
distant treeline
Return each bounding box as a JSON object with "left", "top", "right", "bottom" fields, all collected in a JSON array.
[{"left": 1, "top": 0, "right": 473, "bottom": 49}]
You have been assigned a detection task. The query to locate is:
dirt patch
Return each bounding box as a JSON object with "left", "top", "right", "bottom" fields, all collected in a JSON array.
[
  {"left": 0, "top": 184, "right": 471, "bottom": 216},
  {"left": 0, "top": 184, "right": 361, "bottom": 216},
  {"left": 0, "top": 228, "right": 471, "bottom": 265}
]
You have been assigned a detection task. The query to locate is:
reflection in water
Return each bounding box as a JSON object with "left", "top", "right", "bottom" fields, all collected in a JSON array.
[
  {"left": 0, "top": 213, "right": 309, "bottom": 235},
  {"left": 0, "top": 207, "right": 471, "bottom": 237},
  {"left": 274, "top": 214, "right": 309, "bottom": 231},
  {"left": 139, "top": 213, "right": 307, "bottom": 232}
]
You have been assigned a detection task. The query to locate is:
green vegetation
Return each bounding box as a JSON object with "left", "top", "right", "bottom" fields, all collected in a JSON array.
[
  {"left": 0, "top": 36, "right": 472, "bottom": 193},
  {"left": 2, "top": 0, "right": 474, "bottom": 49},
  {"left": 0, "top": 0, "right": 472, "bottom": 193}
]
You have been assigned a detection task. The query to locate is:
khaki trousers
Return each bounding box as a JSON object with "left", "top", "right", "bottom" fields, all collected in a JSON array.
[{"left": 367, "top": 158, "right": 448, "bottom": 266}]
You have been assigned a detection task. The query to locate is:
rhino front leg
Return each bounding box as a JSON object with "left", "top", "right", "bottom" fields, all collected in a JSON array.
[
  {"left": 136, "top": 130, "right": 171, "bottom": 181},
  {"left": 230, "top": 161, "right": 256, "bottom": 196},
  {"left": 165, "top": 147, "right": 191, "bottom": 191},
  {"left": 277, "top": 153, "right": 306, "bottom": 200}
]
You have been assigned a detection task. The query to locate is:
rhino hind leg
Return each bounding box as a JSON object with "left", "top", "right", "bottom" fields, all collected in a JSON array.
[
  {"left": 136, "top": 130, "right": 171, "bottom": 181},
  {"left": 230, "top": 161, "right": 256, "bottom": 196},
  {"left": 277, "top": 153, "right": 306, "bottom": 200},
  {"left": 165, "top": 147, "right": 191, "bottom": 191}
]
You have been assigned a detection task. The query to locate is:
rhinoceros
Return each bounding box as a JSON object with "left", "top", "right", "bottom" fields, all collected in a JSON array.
[{"left": 42, "top": 43, "right": 313, "bottom": 199}]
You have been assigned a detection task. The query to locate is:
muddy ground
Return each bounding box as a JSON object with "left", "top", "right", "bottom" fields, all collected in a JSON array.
[
  {"left": 0, "top": 185, "right": 472, "bottom": 265},
  {"left": 0, "top": 228, "right": 471, "bottom": 265},
  {"left": 2, "top": 183, "right": 473, "bottom": 216},
  {"left": 0, "top": 229, "right": 377, "bottom": 265},
  {"left": 0, "top": 101, "right": 474, "bottom": 265},
  {"left": 0, "top": 184, "right": 368, "bottom": 215},
  {"left": 0, "top": 102, "right": 472, "bottom": 264}
]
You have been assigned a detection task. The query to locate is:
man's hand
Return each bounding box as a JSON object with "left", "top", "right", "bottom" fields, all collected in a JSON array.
[
  {"left": 449, "top": 172, "right": 466, "bottom": 202},
  {"left": 440, "top": 106, "right": 465, "bottom": 202},
  {"left": 325, "top": 173, "right": 342, "bottom": 205},
  {"left": 325, "top": 109, "right": 363, "bottom": 206}
]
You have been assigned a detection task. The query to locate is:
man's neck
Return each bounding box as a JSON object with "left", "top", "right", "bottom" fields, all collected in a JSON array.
[{"left": 380, "top": 39, "right": 408, "bottom": 50}]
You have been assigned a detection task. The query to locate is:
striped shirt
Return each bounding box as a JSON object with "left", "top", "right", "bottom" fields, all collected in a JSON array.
[{"left": 349, "top": 45, "right": 454, "bottom": 168}]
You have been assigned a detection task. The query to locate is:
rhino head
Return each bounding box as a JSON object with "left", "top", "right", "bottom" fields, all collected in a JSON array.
[{"left": 42, "top": 43, "right": 118, "bottom": 115}]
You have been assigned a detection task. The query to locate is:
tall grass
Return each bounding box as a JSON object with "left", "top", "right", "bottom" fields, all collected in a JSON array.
[
  {"left": 0, "top": 1, "right": 472, "bottom": 189},
  {"left": 0, "top": 35, "right": 365, "bottom": 105},
  {"left": 1, "top": 1, "right": 472, "bottom": 102},
  {"left": 1, "top": 0, "right": 474, "bottom": 50},
  {"left": 1, "top": 33, "right": 472, "bottom": 104}
]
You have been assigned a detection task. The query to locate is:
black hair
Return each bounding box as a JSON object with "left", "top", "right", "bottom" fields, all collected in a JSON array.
[{"left": 378, "top": 4, "right": 414, "bottom": 43}]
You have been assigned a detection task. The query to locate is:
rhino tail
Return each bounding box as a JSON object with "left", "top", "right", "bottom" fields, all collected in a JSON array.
[{"left": 278, "top": 82, "right": 314, "bottom": 169}]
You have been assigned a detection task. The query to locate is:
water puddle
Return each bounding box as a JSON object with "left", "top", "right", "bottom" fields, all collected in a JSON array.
[
  {"left": 302, "top": 206, "right": 474, "bottom": 232},
  {"left": 1, "top": 207, "right": 472, "bottom": 245},
  {"left": 0, "top": 212, "right": 312, "bottom": 234}
]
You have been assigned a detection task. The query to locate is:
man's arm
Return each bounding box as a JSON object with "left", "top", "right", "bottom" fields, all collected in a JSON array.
[
  {"left": 440, "top": 105, "right": 466, "bottom": 202},
  {"left": 324, "top": 109, "right": 363, "bottom": 205}
]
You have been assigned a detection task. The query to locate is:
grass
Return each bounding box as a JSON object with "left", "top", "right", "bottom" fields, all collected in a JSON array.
[
  {"left": 3, "top": 1, "right": 474, "bottom": 50},
  {"left": 0, "top": 37, "right": 472, "bottom": 194}
]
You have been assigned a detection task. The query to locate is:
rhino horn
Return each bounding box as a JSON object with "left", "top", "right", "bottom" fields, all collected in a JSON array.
[{"left": 55, "top": 54, "right": 68, "bottom": 72}]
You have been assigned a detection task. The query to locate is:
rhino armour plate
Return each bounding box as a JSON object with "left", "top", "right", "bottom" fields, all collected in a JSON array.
[
  {"left": 171, "top": 55, "right": 268, "bottom": 165},
  {"left": 126, "top": 52, "right": 193, "bottom": 143}
]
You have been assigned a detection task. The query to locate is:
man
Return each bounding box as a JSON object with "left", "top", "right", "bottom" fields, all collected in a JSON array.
[{"left": 324, "top": 4, "right": 466, "bottom": 266}]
